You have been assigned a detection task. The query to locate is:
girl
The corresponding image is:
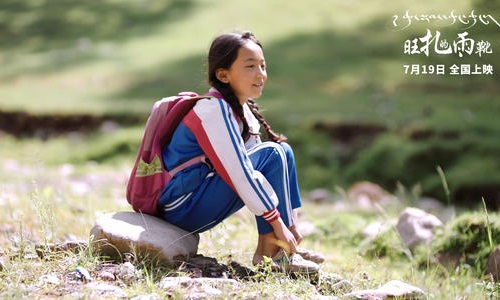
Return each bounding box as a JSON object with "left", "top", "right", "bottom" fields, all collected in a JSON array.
[{"left": 158, "top": 31, "right": 322, "bottom": 274}]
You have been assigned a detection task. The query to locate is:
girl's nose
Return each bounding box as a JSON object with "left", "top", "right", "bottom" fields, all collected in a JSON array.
[{"left": 258, "top": 67, "right": 267, "bottom": 79}]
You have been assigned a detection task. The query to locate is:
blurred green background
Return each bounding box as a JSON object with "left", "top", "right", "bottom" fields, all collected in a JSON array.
[{"left": 0, "top": 0, "right": 499, "bottom": 207}]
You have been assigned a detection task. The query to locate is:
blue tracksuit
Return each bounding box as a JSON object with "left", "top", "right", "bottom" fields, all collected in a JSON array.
[{"left": 158, "top": 90, "right": 302, "bottom": 234}]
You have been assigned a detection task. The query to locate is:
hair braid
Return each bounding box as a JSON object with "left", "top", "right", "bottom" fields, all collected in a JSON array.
[
  {"left": 247, "top": 99, "right": 287, "bottom": 142},
  {"left": 212, "top": 82, "right": 250, "bottom": 141}
]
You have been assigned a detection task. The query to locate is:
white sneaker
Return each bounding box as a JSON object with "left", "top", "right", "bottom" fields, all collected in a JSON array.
[{"left": 273, "top": 249, "right": 320, "bottom": 275}]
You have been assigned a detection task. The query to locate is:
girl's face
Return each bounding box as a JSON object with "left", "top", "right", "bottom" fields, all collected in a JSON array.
[{"left": 217, "top": 41, "right": 267, "bottom": 104}]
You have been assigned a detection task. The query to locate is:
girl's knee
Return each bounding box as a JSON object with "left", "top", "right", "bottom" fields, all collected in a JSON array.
[
  {"left": 250, "top": 142, "right": 287, "bottom": 170},
  {"left": 277, "top": 142, "right": 297, "bottom": 166},
  {"left": 278, "top": 142, "right": 293, "bottom": 156},
  {"left": 266, "top": 142, "right": 289, "bottom": 163}
]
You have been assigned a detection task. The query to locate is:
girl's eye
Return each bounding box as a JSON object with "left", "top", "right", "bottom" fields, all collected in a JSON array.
[{"left": 246, "top": 64, "right": 266, "bottom": 70}]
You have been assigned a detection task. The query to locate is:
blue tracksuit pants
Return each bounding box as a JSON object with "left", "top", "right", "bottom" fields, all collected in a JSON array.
[{"left": 162, "top": 142, "right": 302, "bottom": 235}]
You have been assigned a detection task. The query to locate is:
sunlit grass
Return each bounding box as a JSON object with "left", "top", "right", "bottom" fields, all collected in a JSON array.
[
  {"left": 0, "top": 0, "right": 490, "bottom": 115},
  {"left": 0, "top": 155, "right": 498, "bottom": 298},
  {"left": 0, "top": 0, "right": 498, "bottom": 200},
  {"left": 1, "top": 0, "right": 499, "bottom": 297}
]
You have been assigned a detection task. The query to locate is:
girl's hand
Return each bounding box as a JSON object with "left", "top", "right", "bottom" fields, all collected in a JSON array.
[
  {"left": 270, "top": 217, "right": 298, "bottom": 254},
  {"left": 289, "top": 224, "right": 303, "bottom": 245},
  {"left": 289, "top": 208, "right": 303, "bottom": 244}
]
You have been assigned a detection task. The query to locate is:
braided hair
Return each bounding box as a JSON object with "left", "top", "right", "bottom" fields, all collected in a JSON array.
[{"left": 208, "top": 31, "right": 286, "bottom": 143}]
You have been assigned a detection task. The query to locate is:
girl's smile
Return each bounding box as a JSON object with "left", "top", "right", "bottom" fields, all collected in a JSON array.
[{"left": 216, "top": 41, "right": 267, "bottom": 104}]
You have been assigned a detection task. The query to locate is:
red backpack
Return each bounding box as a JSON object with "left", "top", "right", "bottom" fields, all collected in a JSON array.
[{"left": 126, "top": 92, "right": 210, "bottom": 216}]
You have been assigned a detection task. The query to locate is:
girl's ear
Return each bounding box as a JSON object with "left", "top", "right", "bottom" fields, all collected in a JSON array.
[{"left": 216, "top": 68, "right": 230, "bottom": 84}]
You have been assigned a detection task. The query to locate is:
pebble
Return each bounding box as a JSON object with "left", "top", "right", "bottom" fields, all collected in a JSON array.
[
  {"left": 40, "top": 274, "right": 61, "bottom": 285},
  {"left": 85, "top": 282, "right": 127, "bottom": 298},
  {"left": 98, "top": 270, "right": 116, "bottom": 281}
]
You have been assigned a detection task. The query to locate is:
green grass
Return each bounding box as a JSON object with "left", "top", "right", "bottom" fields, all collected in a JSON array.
[
  {"left": 1, "top": 0, "right": 494, "bottom": 114},
  {"left": 1, "top": 167, "right": 498, "bottom": 298},
  {"left": 2, "top": 0, "right": 498, "bottom": 204},
  {"left": 1, "top": 0, "right": 500, "bottom": 298}
]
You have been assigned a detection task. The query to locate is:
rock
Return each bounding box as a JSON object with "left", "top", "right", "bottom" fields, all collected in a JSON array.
[
  {"left": 396, "top": 207, "right": 443, "bottom": 251},
  {"left": 176, "top": 254, "right": 256, "bottom": 279},
  {"left": 95, "top": 262, "right": 140, "bottom": 282},
  {"left": 308, "top": 188, "right": 332, "bottom": 203},
  {"left": 376, "top": 280, "right": 425, "bottom": 298},
  {"left": 317, "top": 273, "right": 353, "bottom": 295},
  {"left": 85, "top": 282, "right": 127, "bottom": 298},
  {"left": 98, "top": 270, "right": 116, "bottom": 281},
  {"left": 158, "top": 276, "right": 192, "bottom": 290},
  {"left": 158, "top": 276, "right": 239, "bottom": 298},
  {"left": 180, "top": 255, "right": 225, "bottom": 278},
  {"left": 39, "top": 274, "right": 61, "bottom": 285},
  {"left": 90, "top": 212, "right": 199, "bottom": 266},
  {"left": 486, "top": 245, "right": 500, "bottom": 281},
  {"left": 296, "top": 220, "right": 321, "bottom": 237},
  {"left": 343, "top": 280, "right": 425, "bottom": 299},
  {"left": 118, "top": 261, "right": 138, "bottom": 283},
  {"left": 332, "top": 280, "right": 353, "bottom": 295},
  {"left": 347, "top": 181, "right": 399, "bottom": 209}
]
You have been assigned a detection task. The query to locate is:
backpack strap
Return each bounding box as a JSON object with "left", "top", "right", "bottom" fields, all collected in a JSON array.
[
  {"left": 165, "top": 94, "right": 215, "bottom": 177},
  {"left": 168, "top": 154, "right": 208, "bottom": 177}
]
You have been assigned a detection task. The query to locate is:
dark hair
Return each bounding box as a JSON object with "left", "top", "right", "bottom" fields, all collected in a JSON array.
[{"left": 208, "top": 31, "right": 286, "bottom": 142}]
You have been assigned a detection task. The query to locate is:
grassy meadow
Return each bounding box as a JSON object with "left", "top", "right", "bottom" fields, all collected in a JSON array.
[{"left": 1, "top": 0, "right": 500, "bottom": 298}]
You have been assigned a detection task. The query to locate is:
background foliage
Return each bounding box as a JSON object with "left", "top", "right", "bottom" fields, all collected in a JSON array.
[
  {"left": 0, "top": 0, "right": 499, "bottom": 206},
  {"left": 1, "top": 1, "right": 500, "bottom": 298}
]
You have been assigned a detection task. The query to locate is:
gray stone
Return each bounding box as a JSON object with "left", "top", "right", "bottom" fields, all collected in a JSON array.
[
  {"left": 347, "top": 181, "right": 400, "bottom": 209},
  {"left": 296, "top": 220, "right": 321, "bottom": 237},
  {"left": 97, "top": 270, "right": 116, "bottom": 281},
  {"left": 308, "top": 188, "right": 332, "bottom": 203},
  {"left": 85, "top": 282, "right": 127, "bottom": 298},
  {"left": 486, "top": 245, "right": 500, "bottom": 281},
  {"left": 158, "top": 276, "right": 239, "bottom": 299},
  {"left": 396, "top": 207, "right": 443, "bottom": 251},
  {"left": 39, "top": 274, "right": 61, "bottom": 285},
  {"left": 90, "top": 212, "right": 199, "bottom": 266},
  {"left": 317, "top": 273, "right": 353, "bottom": 296},
  {"left": 343, "top": 280, "right": 425, "bottom": 299}
]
